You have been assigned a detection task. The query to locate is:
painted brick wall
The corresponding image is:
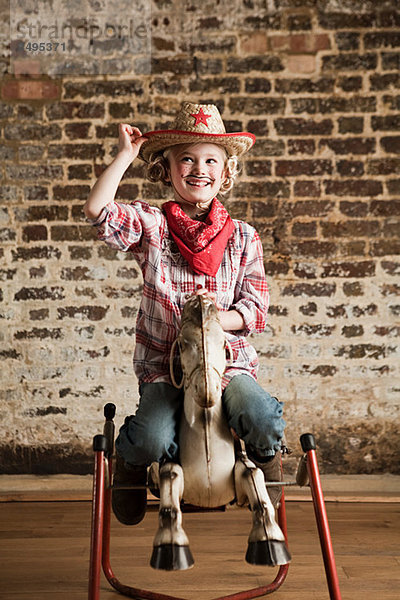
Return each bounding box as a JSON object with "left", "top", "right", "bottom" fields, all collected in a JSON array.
[{"left": 1, "top": 0, "right": 399, "bottom": 475}]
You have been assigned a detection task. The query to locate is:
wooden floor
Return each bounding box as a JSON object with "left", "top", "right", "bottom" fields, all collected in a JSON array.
[{"left": 0, "top": 500, "right": 399, "bottom": 600}]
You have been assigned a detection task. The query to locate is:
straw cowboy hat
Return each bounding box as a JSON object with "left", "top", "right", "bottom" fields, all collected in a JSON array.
[{"left": 139, "top": 102, "right": 256, "bottom": 162}]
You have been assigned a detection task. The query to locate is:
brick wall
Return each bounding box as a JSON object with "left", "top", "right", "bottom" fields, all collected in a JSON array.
[{"left": 1, "top": 0, "right": 399, "bottom": 475}]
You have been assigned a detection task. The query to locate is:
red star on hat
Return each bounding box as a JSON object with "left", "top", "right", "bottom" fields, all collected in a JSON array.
[{"left": 190, "top": 107, "right": 212, "bottom": 127}]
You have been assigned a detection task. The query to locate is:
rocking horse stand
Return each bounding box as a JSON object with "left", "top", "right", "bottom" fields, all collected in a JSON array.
[{"left": 88, "top": 403, "right": 342, "bottom": 600}]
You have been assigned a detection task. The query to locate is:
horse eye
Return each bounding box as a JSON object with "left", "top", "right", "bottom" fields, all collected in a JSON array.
[{"left": 180, "top": 337, "right": 194, "bottom": 351}]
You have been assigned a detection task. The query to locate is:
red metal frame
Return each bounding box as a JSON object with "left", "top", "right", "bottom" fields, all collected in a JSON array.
[
  {"left": 88, "top": 445, "right": 289, "bottom": 600},
  {"left": 88, "top": 431, "right": 342, "bottom": 600},
  {"left": 88, "top": 445, "right": 106, "bottom": 600},
  {"left": 306, "top": 448, "right": 342, "bottom": 600}
]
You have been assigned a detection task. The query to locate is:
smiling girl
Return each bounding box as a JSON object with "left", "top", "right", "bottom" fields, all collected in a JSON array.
[{"left": 84, "top": 102, "right": 286, "bottom": 525}]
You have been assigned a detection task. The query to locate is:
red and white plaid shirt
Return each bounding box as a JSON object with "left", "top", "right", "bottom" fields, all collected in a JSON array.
[{"left": 90, "top": 200, "right": 269, "bottom": 388}]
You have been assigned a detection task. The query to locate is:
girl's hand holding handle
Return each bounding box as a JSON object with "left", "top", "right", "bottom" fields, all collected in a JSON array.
[
  {"left": 194, "top": 288, "right": 245, "bottom": 332},
  {"left": 194, "top": 288, "right": 222, "bottom": 309}
]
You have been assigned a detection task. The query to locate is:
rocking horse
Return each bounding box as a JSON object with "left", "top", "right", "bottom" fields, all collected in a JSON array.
[
  {"left": 150, "top": 294, "right": 290, "bottom": 570},
  {"left": 88, "top": 294, "right": 342, "bottom": 599}
]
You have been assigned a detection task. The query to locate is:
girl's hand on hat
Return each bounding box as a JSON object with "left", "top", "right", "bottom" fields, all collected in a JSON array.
[{"left": 118, "top": 123, "right": 148, "bottom": 163}]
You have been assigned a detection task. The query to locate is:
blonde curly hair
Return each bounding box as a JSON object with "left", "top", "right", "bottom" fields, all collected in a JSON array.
[{"left": 145, "top": 143, "right": 240, "bottom": 195}]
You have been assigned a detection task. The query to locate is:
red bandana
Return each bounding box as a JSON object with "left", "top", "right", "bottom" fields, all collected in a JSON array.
[{"left": 162, "top": 198, "right": 235, "bottom": 277}]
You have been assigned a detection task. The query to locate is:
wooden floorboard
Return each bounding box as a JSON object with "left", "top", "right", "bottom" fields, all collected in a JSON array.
[
  {"left": 2, "top": 473, "right": 400, "bottom": 503},
  {"left": 0, "top": 501, "right": 399, "bottom": 600}
]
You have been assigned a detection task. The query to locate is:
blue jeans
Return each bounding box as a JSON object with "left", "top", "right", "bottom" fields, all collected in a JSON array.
[{"left": 115, "top": 374, "right": 285, "bottom": 466}]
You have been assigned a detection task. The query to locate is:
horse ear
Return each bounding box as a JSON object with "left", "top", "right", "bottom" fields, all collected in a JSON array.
[{"left": 179, "top": 336, "right": 188, "bottom": 349}]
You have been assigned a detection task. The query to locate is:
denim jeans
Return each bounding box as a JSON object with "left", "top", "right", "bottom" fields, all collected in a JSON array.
[{"left": 115, "top": 374, "right": 285, "bottom": 466}]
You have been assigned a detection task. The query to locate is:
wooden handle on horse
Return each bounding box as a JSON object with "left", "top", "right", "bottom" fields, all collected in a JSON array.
[{"left": 169, "top": 337, "right": 184, "bottom": 389}]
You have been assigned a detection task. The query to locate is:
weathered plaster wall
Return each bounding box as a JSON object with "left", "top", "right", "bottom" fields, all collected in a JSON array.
[{"left": 0, "top": 0, "right": 399, "bottom": 474}]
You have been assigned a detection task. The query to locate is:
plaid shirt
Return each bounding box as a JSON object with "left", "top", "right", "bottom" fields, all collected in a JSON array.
[{"left": 90, "top": 200, "right": 269, "bottom": 388}]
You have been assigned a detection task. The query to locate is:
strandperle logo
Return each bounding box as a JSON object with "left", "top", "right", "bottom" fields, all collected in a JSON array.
[
  {"left": 10, "top": 0, "right": 151, "bottom": 76},
  {"left": 13, "top": 19, "right": 148, "bottom": 43}
]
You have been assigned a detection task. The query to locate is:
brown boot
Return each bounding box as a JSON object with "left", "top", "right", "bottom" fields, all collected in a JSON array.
[
  {"left": 247, "top": 451, "right": 283, "bottom": 508},
  {"left": 112, "top": 453, "right": 147, "bottom": 525}
]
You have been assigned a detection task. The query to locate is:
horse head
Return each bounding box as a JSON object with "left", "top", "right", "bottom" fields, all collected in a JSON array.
[{"left": 170, "top": 294, "right": 231, "bottom": 409}]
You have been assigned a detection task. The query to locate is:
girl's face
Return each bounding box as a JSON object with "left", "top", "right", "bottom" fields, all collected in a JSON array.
[{"left": 166, "top": 143, "right": 227, "bottom": 209}]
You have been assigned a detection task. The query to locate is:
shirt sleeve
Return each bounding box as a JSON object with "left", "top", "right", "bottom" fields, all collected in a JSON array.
[
  {"left": 231, "top": 229, "right": 269, "bottom": 336},
  {"left": 88, "top": 200, "right": 162, "bottom": 252}
]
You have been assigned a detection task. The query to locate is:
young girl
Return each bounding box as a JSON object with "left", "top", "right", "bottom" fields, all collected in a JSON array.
[{"left": 84, "top": 102, "right": 285, "bottom": 525}]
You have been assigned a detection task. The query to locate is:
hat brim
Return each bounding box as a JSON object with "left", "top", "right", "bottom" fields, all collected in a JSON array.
[{"left": 139, "top": 129, "right": 256, "bottom": 162}]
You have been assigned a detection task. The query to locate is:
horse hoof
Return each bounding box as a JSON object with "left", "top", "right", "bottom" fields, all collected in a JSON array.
[
  {"left": 150, "top": 544, "right": 194, "bottom": 571},
  {"left": 246, "top": 540, "right": 291, "bottom": 566}
]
